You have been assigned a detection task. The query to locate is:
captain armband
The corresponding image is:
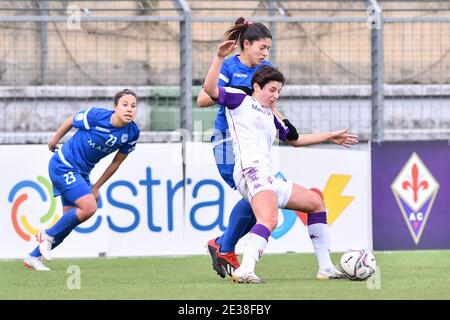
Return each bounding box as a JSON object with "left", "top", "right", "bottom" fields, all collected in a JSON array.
[{"left": 283, "top": 119, "right": 299, "bottom": 141}]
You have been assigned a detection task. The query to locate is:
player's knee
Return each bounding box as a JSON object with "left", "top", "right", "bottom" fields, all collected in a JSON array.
[
  {"left": 87, "top": 202, "right": 98, "bottom": 216},
  {"left": 262, "top": 216, "right": 278, "bottom": 231},
  {"left": 309, "top": 191, "right": 325, "bottom": 212},
  {"left": 80, "top": 202, "right": 97, "bottom": 218}
]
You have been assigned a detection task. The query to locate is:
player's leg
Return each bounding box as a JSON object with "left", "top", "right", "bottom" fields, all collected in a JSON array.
[
  {"left": 232, "top": 167, "right": 279, "bottom": 284},
  {"left": 209, "top": 197, "right": 255, "bottom": 278},
  {"left": 49, "top": 204, "right": 79, "bottom": 250},
  {"left": 213, "top": 198, "right": 256, "bottom": 276},
  {"left": 284, "top": 184, "right": 345, "bottom": 279},
  {"left": 25, "top": 205, "right": 77, "bottom": 271},
  {"left": 37, "top": 193, "right": 96, "bottom": 262},
  {"left": 208, "top": 139, "right": 256, "bottom": 277},
  {"left": 217, "top": 199, "right": 256, "bottom": 253},
  {"left": 28, "top": 205, "right": 74, "bottom": 256},
  {"left": 232, "top": 190, "right": 277, "bottom": 284},
  {"left": 25, "top": 156, "right": 75, "bottom": 269},
  {"left": 216, "top": 139, "right": 257, "bottom": 254},
  {"left": 32, "top": 155, "right": 94, "bottom": 261}
]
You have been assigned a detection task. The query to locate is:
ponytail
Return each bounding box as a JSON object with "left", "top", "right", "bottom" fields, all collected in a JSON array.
[{"left": 224, "top": 17, "right": 272, "bottom": 51}]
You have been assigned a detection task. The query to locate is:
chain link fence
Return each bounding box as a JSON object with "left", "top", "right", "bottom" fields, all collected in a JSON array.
[{"left": 0, "top": 0, "right": 449, "bottom": 143}]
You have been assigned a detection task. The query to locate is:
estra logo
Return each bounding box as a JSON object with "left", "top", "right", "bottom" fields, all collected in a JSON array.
[
  {"left": 8, "top": 176, "right": 60, "bottom": 241},
  {"left": 391, "top": 152, "right": 440, "bottom": 244},
  {"left": 272, "top": 173, "right": 354, "bottom": 239}
]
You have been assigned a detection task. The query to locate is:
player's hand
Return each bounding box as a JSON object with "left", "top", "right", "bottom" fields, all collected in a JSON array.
[
  {"left": 48, "top": 138, "right": 59, "bottom": 152},
  {"left": 217, "top": 40, "right": 237, "bottom": 58},
  {"left": 328, "top": 129, "right": 359, "bottom": 148},
  {"left": 91, "top": 186, "right": 100, "bottom": 202}
]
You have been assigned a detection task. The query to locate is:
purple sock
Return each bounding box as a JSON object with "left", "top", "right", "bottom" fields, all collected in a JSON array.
[
  {"left": 307, "top": 211, "right": 327, "bottom": 225},
  {"left": 307, "top": 211, "right": 333, "bottom": 269},
  {"left": 249, "top": 223, "right": 271, "bottom": 241}
]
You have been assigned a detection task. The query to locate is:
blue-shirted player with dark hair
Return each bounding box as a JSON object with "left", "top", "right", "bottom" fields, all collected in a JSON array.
[
  {"left": 197, "top": 17, "right": 275, "bottom": 278},
  {"left": 24, "top": 89, "right": 140, "bottom": 271}
]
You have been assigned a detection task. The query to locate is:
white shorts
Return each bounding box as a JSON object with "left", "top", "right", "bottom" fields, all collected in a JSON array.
[{"left": 233, "top": 165, "right": 293, "bottom": 208}]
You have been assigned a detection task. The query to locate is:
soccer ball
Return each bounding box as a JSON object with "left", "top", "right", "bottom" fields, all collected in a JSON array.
[{"left": 339, "top": 249, "right": 376, "bottom": 280}]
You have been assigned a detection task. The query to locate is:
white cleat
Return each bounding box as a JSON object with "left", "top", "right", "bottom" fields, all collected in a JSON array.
[
  {"left": 36, "top": 230, "right": 54, "bottom": 262},
  {"left": 23, "top": 256, "right": 50, "bottom": 271},
  {"left": 316, "top": 266, "right": 346, "bottom": 280},
  {"left": 231, "top": 269, "right": 264, "bottom": 284}
]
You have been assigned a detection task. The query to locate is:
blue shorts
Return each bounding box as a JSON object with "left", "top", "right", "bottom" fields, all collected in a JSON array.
[
  {"left": 48, "top": 152, "right": 92, "bottom": 207},
  {"left": 212, "top": 134, "right": 236, "bottom": 189}
]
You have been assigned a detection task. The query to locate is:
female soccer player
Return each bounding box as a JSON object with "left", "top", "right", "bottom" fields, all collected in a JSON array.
[
  {"left": 24, "top": 89, "right": 140, "bottom": 271},
  {"left": 204, "top": 40, "right": 358, "bottom": 283},
  {"left": 198, "top": 17, "right": 275, "bottom": 278}
]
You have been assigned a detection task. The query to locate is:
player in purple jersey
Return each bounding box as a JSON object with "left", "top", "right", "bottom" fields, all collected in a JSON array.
[
  {"left": 204, "top": 40, "right": 358, "bottom": 283},
  {"left": 197, "top": 17, "right": 279, "bottom": 279},
  {"left": 24, "top": 89, "right": 140, "bottom": 271}
]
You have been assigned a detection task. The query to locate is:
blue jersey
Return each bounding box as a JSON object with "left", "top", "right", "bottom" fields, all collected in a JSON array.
[
  {"left": 214, "top": 54, "right": 272, "bottom": 132},
  {"left": 58, "top": 107, "right": 140, "bottom": 175}
]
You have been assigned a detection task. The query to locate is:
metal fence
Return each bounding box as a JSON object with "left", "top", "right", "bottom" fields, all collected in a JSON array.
[{"left": 0, "top": 0, "right": 449, "bottom": 143}]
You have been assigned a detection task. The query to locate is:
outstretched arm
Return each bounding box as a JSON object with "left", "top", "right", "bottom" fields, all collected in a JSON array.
[
  {"left": 48, "top": 116, "right": 74, "bottom": 152},
  {"left": 90, "top": 152, "right": 128, "bottom": 201},
  {"left": 204, "top": 40, "right": 237, "bottom": 101},
  {"left": 286, "top": 128, "right": 359, "bottom": 148}
]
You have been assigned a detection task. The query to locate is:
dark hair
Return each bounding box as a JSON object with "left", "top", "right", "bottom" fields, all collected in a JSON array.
[
  {"left": 251, "top": 66, "right": 285, "bottom": 89},
  {"left": 114, "top": 88, "right": 138, "bottom": 106},
  {"left": 224, "top": 17, "right": 272, "bottom": 51}
]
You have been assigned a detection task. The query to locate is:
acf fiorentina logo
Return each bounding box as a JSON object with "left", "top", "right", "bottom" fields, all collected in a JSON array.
[{"left": 391, "top": 153, "right": 440, "bottom": 244}]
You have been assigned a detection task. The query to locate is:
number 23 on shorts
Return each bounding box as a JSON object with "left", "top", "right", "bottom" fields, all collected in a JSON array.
[{"left": 63, "top": 171, "right": 76, "bottom": 185}]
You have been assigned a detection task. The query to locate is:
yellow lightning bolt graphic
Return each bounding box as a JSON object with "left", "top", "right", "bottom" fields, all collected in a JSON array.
[{"left": 322, "top": 175, "right": 354, "bottom": 224}]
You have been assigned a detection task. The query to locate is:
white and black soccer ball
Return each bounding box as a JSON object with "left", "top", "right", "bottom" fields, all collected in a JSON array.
[{"left": 339, "top": 249, "right": 376, "bottom": 280}]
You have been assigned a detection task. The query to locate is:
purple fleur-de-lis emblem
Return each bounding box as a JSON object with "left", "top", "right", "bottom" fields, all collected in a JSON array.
[{"left": 402, "top": 163, "right": 428, "bottom": 203}]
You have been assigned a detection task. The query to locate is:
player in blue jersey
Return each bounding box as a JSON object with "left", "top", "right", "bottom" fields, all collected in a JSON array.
[
  {"left": 198, "top": 17, "right": 279, "bottom": 278},
  {"left": 24, "top": 89, "right": 140, "bottom": 271}
]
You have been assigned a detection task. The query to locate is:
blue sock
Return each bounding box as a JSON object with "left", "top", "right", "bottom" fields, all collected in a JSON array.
[
  {"left": 46, "top": 208, "right": 81, "bottom": 244},
  {"left": 29, "top": 208, "right": 81, "bottom": 257},
  {"left": 51, "top": 228, "right": 73, "bottom": 250},
  {"left": 217, "top": 198, "right": 256, "bottom": 253},
  {"left": 29, "top": 246, "right": 41, "bottom": 257}
]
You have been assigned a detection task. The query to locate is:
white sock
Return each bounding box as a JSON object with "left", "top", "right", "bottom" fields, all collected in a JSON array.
[
  {"left": 240, "top": 232, "right": 268, "bottom": 273},
  {"left": 308, "top": 222, "right": 333, "bottom": 270}
]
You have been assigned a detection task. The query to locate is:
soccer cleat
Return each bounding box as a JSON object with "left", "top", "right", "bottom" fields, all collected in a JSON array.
[
  {"left": 231, "top": 269, "right": 264, "bottom": 284},
  {"left": 316, "top": 266, "right": 347, "bottom": 280},
  {"left": 36, "top": 230, "right": 55, "bottom": 262},
  {"left": 207, "top": 238, "right": 227, "bottom": 278},
  {"left": 23, "top": 256, "right": 50, "bottom": 271},
  {"left": 217, "top": 251, "right": 240, "bottom": 277}
]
